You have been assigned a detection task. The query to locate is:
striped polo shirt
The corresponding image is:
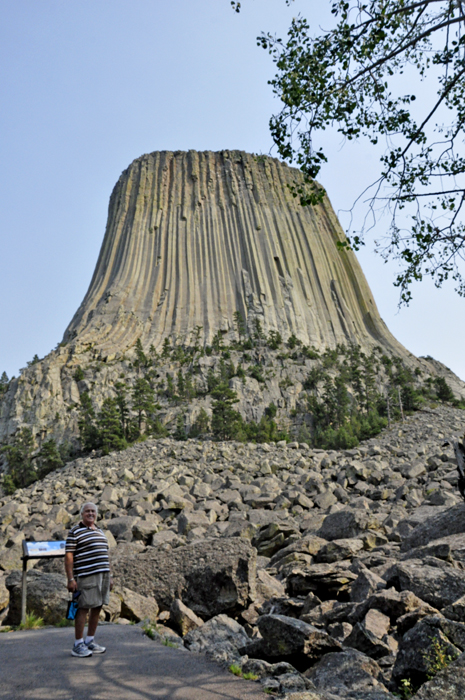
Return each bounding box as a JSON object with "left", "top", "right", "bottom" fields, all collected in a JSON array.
[{"left": 65, "top": 522, "right": 110, "bottom": 578}]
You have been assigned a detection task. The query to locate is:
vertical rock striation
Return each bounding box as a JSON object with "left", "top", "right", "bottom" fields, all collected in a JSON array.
[
  {"left": 64, "top": 150, "right": 405, "bottom": 355},
  {"left": 3, "top": 150, "right": 461, "bottom": 448}
]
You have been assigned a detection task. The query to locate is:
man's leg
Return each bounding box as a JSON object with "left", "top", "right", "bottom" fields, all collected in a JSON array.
[
  {"left": 87, "top": 606, "right": 102, "bottom": 637},
  {"left": 75, "top": 608, "right": 88, "bottom": 641},
  {"left": 71, "top": 608, "right": 92, "bottom": 657},
  {"left": 85, "top": 606, "right": 106, "bottom": 654}
]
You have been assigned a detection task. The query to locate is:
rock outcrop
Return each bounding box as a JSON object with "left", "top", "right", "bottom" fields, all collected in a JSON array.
[
  {"left": 63, "top": 150, "right": 405, "bottom": 355},
  {"left": 3, "top": 150, "right": 463, "bottom": 448}
]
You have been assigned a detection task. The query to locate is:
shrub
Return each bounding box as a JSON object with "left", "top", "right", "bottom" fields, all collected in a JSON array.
[
  {"left": 19, "top": 612, "right": 44, "bottom": 630},
  {"left": 73, "top": 366, "right": 84, "bottom": 382},
  {"left": 435, "top": 377, "right": 455, "bottom": 402}
]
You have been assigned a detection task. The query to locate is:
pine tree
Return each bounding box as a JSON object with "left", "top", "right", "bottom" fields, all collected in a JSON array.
[
  {"left": 173, "top": 413, "right": 187, "bottom": 441},
  {"left": 189, "top": 408, "right": 210, "bottom": 438},
  {"left": 78, "top": 392, "right": 100, "bottom": 452},
  {"left": 114, "top": 382, "right": 129, "bottom": 437},
  {"left": 184, "top": 372, "right": 196, "bottom": 400},
  {"left": 1, "top": 427, "right": 36, "bottom": 492},
  {"left": 37, "top": 438, "right": 63, "bottom": 479},
  {"left": 177, "top": 370, "right": 185, "bottom": 399},
  {"left": 165, "top": 374, "right": 176, "bottom": 400},
  {"left": 131, "top": 378, "right": 156, "bottom": 433},
  {"left": 97, "top": 398, "right": 126, "bottom": 454},
  {"left": 267, "top": 330, "right": 282, "bottom": 350},
  {"left": 212, "top": 331, "right": 225, "bottom": 353},
  {"left": 134, "top": 338, "right": 148, "bottom": 370},
  {"left": 211, "top": 384, "right": 243, "bottom": 440},
  {"left": 233, "top": 311, "right": 247, "bottom": 340},
  {"left": 161, "top": 338, "right": 171, "bottom": 359},
  {"left": 0, "top": 371, "right": 9, "bottom": 398}
]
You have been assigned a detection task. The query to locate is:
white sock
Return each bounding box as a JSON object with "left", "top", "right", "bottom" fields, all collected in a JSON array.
[
  {"left": 75, "top": 638, "right": 84, "bottom": 646},
  {"left": 85, "top": 636, "right": 94, "bottom": 644}
]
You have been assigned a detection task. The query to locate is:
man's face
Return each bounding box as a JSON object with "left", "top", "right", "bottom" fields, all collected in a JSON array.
[{"left": 82, "top": 506, "right": 97, "bottom": 527}]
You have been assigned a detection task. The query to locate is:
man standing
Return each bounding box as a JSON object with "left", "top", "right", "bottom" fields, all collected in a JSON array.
[{"left": 65, "top": 502, "right": 112, "bottom": 657}]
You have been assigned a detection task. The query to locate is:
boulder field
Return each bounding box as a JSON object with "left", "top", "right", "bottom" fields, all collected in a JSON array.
[{"left": 2, "top": 404, "right": 465, "bottom": 698}]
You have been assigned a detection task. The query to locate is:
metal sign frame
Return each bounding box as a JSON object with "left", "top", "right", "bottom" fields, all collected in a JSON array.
[{"left": 21, "top": 540, "right": 66, "bottom": 625}]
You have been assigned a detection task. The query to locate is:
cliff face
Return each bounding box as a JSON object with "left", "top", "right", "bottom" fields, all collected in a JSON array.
[
  {"left": 1, "top": 150, "right": 463, "bottom": 448},
  {"left": 64, "top": 150, "right": 405, "bottom": 356}
]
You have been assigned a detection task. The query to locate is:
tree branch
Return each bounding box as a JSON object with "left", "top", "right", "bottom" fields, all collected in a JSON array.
[{"left": 333, "top": 14, "right": 465, "bottom": 91}]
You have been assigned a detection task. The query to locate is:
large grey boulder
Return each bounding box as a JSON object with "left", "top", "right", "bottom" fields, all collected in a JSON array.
[
  {"left": 169, "top": 598, "right": 204, "bottom": 636},
  {"left": 131, "top": 515, "right": 161, "bottom": 543},
  {"left": 349, "top": 588, "right": 437, "bottom": 626},
  {"left": 304, "top": 648, "right": 393, "bottom": 697},
  {"left": 400, "top": 504, "right": 465, "bottom": 552},
  {"left": 286, "top": 562, "right": 357, "bottom": 599},
  {"left": 317, "top": 509, "right": 383, "bottom": 541},
  {"left": 385, "top": 561, "right": 465, "bottom": 608},
  {"left": 401, "top": 533, "right": 465, "bottom": 565},
  {"left": 315, "top": 538, "right": 364, "bottom": 563},
  {"left": 119, "top": 586, "right": 158, "bottom": 623},
  {"left": 252, "top": 521, "right": 300, "bottom": 557},
  {"left": 344, "top": 609, "right": 393, "bottom": 659},
  {"left": 183, "top": 613, "right": 248, "bottom": 653},
  {"left": 102, "top": 516, "right": 140, "bottom": 542},
  {"left": 177, "top": 510, "right": 210, "bottom": 536},
  {"left": 350, "top": 569, "right": 386, "bottom": 603},
  {"left": 443, "top": 594, "right": 465, "bottom": 622},
  {"left": 0, "top": 544, "right": 23, "bottom": 571},
  {"left": 5, "top": 570, "right": 67, "bottom": 625},
  {"left": 113, "top": 536, "right": 256, "bottom": 618},
  {"left": 242, "top": 614, "right": 341, "bottom": 672}
]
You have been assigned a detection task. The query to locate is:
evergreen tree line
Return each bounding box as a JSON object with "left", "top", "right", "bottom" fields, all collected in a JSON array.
[
  {"left": 1, "top": 328, "right": 461, "bottom": 492},
  {"left": 78, "top": 378, "right": 167, "bottom": 455},
  {"left": 299, "top": 345, "right": 460, "bottom": 450},
  {"left": 1, "top": 428, "right": 65, "bottom": 494}
]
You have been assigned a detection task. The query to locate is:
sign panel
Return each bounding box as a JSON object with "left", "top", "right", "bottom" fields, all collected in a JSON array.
[{"left": 22, "top": 540, "right": 66, "bottom": 558}]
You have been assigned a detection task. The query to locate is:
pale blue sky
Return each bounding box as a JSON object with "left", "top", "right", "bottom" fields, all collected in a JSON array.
[{"left": 1, "top": 0, "right": 464, "bottom": 381}]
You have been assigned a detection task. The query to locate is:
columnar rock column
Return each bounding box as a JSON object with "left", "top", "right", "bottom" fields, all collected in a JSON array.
[{"left": 64, "top": 150, "right": 406, "bottom": 356}]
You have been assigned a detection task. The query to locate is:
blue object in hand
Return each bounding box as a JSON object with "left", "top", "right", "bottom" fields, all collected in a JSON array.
[{"left": 66, "top": 591, "right": 81, "bottom": 620}]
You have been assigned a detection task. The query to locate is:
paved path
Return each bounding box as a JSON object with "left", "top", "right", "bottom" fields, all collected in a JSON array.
[{"left": 0, "top": 624, "right": 264, "bottom": 700}]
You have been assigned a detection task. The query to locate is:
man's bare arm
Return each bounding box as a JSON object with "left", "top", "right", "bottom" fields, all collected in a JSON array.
[{"left": 64, "top": 552, "right": 77, "bottom": 592}]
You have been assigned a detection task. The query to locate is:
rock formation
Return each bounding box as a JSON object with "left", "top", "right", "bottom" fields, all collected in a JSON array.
[
  {"left": 64, "top": 150, "right": 407, "bottom": 355},
  {"left": 1, "top": 150, "right": 463, "bottom": 448}
]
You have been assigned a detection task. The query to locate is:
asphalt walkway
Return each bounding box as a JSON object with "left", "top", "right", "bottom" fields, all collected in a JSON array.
[{"left": 0, "top": 624, "right": 264, "bottom": 700}]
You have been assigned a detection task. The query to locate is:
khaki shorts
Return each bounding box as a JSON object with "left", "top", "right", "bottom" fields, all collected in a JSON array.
[{"left": 77, "top": 572, "right": 111, "bottom": 609}]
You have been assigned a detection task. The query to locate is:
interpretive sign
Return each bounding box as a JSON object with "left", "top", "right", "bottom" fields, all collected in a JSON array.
[
  {"left": 22, "top": 540, "right": 66, "bottom": 559},
  {"left": 21, "top": 540, "right": 67, "bottom": 624}
]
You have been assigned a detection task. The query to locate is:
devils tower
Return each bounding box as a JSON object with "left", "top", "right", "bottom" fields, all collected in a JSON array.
[
  {"left": 64, "top": 150, "right": 405, "bottom": 355},
  {"left": 1, "top": 150, "right": 463, "bottom": 449}
]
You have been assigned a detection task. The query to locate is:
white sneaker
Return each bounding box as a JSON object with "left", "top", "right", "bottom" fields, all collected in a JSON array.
[{"left": 71, "top": 641, "right": 93, "bottom": 657}]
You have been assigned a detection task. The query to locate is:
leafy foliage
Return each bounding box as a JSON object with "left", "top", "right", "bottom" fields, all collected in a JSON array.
[
  {"left": 1, "top": 430, "right": 64, "bottom": 493},
  {"left": 1, "top": 428, "right": 36, "bottom": 493},
  {"left": 18, "top": 612, "right": 44, "bottom": 630},
  {"left": 36, "top": 438, "right": 64, "bottom": 479},
  {"left": 257, "top": 0, "right": 465, "bottom": 301},
  {"left": 423, "top": 635, "right": 459, "bottom": 680},
  {"left": 73, "top": 366, "right": 84, "bottom": 382}
]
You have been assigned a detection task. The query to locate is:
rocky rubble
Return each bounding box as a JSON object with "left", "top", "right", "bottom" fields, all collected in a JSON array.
[{"left": 1, "top": 404, "right": 465, "bottom": 698}]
